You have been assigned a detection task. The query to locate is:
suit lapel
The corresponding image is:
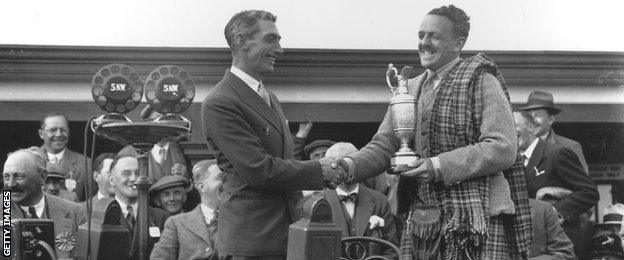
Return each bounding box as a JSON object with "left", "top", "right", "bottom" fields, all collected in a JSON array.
[
  {"left": 354, "top": 189, "right": 373, "bottom": 236},
  {"left": 180, "top": 206, "right": 211, "bottom": 244},
  {"left": 45, "top": 195, "right": 74, "bottom": 236},
  {"left": 226, "top": 72, "right": 283, "bottom": 135},
  {"left": 527, "top": 139, "right": 546, "bottom": 178},
  {"left": 269, "top": 92, "right": 293, "bottom": 158},
  {"left": 324, "top": 190, "right": 349, "bottom": 237}
]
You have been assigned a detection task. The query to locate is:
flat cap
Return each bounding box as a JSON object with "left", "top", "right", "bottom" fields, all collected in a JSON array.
[
  {"left": 46, "top": 162, "right": 69, "bottom": 179},
  {"left": 149, "top": 175, "right": 189, "bottom": 193}
]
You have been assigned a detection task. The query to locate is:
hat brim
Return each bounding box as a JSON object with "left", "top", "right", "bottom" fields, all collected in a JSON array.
[{"left": 519, "top": 104, "right": 562, "bottom": 115}]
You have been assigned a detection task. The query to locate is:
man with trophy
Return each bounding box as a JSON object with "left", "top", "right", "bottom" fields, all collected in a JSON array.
[{"left": 334, "top": 5, "right": 532, "bottom": 259}]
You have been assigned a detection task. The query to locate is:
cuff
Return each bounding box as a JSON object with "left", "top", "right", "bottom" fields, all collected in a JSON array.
[{"left": 431, "top": 157, "right": 442, "bottom": 182}]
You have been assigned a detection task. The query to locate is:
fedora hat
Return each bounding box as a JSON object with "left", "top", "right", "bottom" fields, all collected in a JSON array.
[{"left": 520, "top": 90, "right": 561, "bottom": 114}]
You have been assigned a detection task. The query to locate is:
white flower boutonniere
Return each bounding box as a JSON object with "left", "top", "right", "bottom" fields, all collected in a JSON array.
[{"left": 368, "top": 215, "right": 385, "bottom": 229}]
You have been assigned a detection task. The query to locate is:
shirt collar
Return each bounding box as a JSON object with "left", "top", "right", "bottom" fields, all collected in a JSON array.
[
  {"left": 522, "top": 138, "right": 540, "bottom": 160},
  {"left": 47, "top": 148, "right": 66, "bottom": 162},
  {"left": 200, "top": 204, "right": 217, "bottom": 224},
  {"left": 115, "top": 195, "right": 137, "bottom": 217},
  {"left": 20, "top": 194, "right": 45, "bottom": 218},
  {"left": 96, "top": 191, "right": 109, "bottom": 200},
  {"left": 425, "top": 57, "right": 460, "bottom": 89},
  {"left": 336, "top": 184, "right": 359, "bottom": 196},
  {"left": 230, "top": 66, "right": 261, "bottom": 93}
]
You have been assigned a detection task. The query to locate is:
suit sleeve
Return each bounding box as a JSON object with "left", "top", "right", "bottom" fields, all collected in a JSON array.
[
  {"left": 292, "top": 136, "right": 306, "bottom": 160},
  {"left": 437, "top": 73, "right": 517, "bottom": 185},
  {"left": 552, "top": 147, "right": 598, "bottom": 222},
  {"left": 544, "top": 203, "right": 576, "bottom": 260},
  {"left": 569, "top": 141, "right": 589, "bottom": 174},
  {"left": 150, "top": 217, "right": 179, "bottom": 260},
  {"left": 202, "top": 96, "right": 325, "bottom": 190},
  {"left": 348, "top": 108, "right": 401, "bottom": 181}
]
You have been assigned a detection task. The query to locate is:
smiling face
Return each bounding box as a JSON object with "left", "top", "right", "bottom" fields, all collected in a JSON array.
[
  {"left": 418, "top": 15, "right": 465, "bottom": 71},
  {"left": 527, "top": 108, "right": 555, "bottom": 139},
  {"left": 514, "top": 112, "right": 537, "bottom": 152},
  {"left": 3, "top": 152, "right": 45, "bottom": 206},
  {"left": 236, "top": 19, "right": 283, "bottom": 80},
  {"left": 39, "top": 115, "right": 69, "bottom": 154},
  {"left": 109, "top": 156, "right": 139, "bottom": 202},
  {"left": 155, "top": 186, "right": 187, "bottom": 214}
]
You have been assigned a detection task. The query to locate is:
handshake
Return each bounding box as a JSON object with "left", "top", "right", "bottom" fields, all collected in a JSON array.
[{"left": 318, "top": 157, "right": 350, "bottom": 189}]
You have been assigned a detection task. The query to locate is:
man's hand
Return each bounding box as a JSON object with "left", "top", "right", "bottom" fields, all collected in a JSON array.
[
  {"left": 319, "top": 157, "right": 346, "bottom": 189},
  {"left": 390, "top": 158, "right": 435, "bottom": 183},
  {"left": 295, "top": 118, "right": 313, "bottom": 138}
]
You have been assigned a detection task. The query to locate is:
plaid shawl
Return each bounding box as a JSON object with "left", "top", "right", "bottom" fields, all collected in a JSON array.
[{"left": 402, "top": 53, "right": 531, "bottom": 259}]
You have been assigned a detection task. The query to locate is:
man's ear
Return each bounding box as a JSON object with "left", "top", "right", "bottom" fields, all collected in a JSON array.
[
  {"left": 235, "top": 33, "right": 250, "bottom": 52},
  {"left": 108, "top": 174, "right": 115, "bottom": 187},
  {"left": 454, "top": 37, "right": 467, "bottom": 52},
  {"left": 38, "top": 129, "right": 45, "bottom": 140}
]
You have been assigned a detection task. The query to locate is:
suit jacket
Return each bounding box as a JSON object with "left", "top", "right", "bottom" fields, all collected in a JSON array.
[
  {"left": 545, "top": 130, "right": 589, "bottom": 174},
  {"left": 148, "top": 141, "right": 191, "bottom": 183},
  {"left": 201, "top": 71, "right": 325, "bottom": 255},
  {"left": 11, "top": 194, "right": 87, "bottom": 258},
  {"left": 151, "top": 205, "right": 218, "bottom": 260},
  {"left": 525, "top": 139, "right": 598, "bottom": 223},
  {"left": 323, "top": 186, "right": 398, "bottom": 243},
  {"left": 41, "top": 146, "right": 92, "bottom": 202},
  {"left": 528, "top": 199, "right": 575, "bottom": 260},
  {"left": 120, "top": 205, "right": 169, "bottom": 259}
]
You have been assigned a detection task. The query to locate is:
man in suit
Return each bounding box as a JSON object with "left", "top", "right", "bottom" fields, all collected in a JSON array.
[
  {"left": 333, "top": 5, "right": 532, "bottom": 259},
  {"left": 39, "top": 112, "right": 91, "bottom": 201},
  {"left": 521, "top": 90, "right": 589, "bottom": 174},
  {"left": 109, "top": 146, "right": 169, "bottom": 259},
  {"left": 514, "top": 111, "right": 598, "bottom": 255},
  {"left": 4, "top": 147, "right": 87, "bottom": 258},
  {"left": 528, "top": 198, "right": 575, "bottom": 260},
  {"left": 323, "top": 142, "right": 398, "bottom": 258},
  {"left": 201, "top": 10, "right": 345, "bottom": 259},
  {"left": 151, "top": 159, "right": 223, "bottom": 260}
]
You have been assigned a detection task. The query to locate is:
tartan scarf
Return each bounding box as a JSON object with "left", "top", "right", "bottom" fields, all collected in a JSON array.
[{"left": 402, "top": 53, "right": 531, "bottom": 259}]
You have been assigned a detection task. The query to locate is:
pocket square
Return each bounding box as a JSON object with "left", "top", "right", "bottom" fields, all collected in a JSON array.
[{"left": 534, "top": 167, "right": 546, "bottom": 176}]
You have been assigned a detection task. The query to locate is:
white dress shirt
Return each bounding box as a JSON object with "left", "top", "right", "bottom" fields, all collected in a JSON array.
[
  {"left": 47, "top": 149, "right": 66, "bottom": 164},
  {"left": 200, "top": 204, "right": 217, "bottom": 225},
  {"left": 522, "top": 138, "right": 540, "bottom": 167},
  {"left": 116, "top": 196, "right": 138, "bottom": 219},
  {"left": 230, "top": 66, "right": 263, "bottom": 96},
  {"left": 150, "top": 142, "right": 170, "bottom": 164},
  {"left": 20, "top": 195, "right": 45, "bottom": 218},
  {"left": 336, "top": 185, "right": 359, "bottom": 219}
]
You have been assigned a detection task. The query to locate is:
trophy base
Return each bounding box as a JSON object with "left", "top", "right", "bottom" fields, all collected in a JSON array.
[{"left": 391, "top": 152, "right": 419, "bottom": 168}]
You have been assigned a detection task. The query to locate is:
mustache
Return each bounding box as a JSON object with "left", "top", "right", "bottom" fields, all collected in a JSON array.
[
  {"left": 419, "top": 44, "right": 435, "bottom": 53},
  {"left": 5, "top": 185, "right": 24, "bottom": 193}
]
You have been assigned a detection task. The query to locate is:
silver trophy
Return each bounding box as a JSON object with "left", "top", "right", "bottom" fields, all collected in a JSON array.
[{"left": 386, "top": 64, "right": 418, "bottom": 169}]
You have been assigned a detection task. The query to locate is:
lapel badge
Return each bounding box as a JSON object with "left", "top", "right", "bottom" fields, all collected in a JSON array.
[
  {"left": 534, "top": 167, "right": 546, "bottom": 176},
  {"left": 262, "top": 127, "right": 270, "bottom": 135},
  {"left": 55, "top": 231, "right": 76, "bottom": 251}
]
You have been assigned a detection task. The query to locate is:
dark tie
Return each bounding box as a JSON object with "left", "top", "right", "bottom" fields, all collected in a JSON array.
[
  {"left": 28, "top": 207, "right": 38, "bottom": 219},
  {"left": 257, "top": 83, "right": 271, "bottom": 107},
  {"left": 339, "top": 193, "right": 358, "bottom": 203},
  {"left": 126, "top": 205, "right": 135, "bottom": 232}
]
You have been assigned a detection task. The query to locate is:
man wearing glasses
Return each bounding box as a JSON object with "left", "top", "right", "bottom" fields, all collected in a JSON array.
[{"left": 38, "top": 112, "right": 90, "bottom": 201}]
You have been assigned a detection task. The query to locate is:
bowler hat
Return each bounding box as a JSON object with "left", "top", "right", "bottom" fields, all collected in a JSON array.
[
  {"left": 149, "top": 175, "right": 190, "bottom": 193},
  {"left": 304, "top": 140, "right": 336, "bottom": 157},
  {"left": 520, "top": 90, "right": 562, "bottom": 115},
  {"left": 46, "top": 162, "right": 69, "bottom": 179}
]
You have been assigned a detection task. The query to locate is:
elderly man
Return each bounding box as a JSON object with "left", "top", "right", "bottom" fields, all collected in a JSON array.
[
  {"left": 201, "top": 10, "right": 344, "bottom": 259},
  {"left": 515, "top": 111, "right": 598, "bottom": 256},
  {"left": 38, "top": 112, "right": 91, "bottom": 201},
  {"left": 521, "top": 90, "right": 589, "bottom": 173},
  {"left": 108, "top": 146, "right": 169, "bottom": 259},
  {"left": 149, "top": 175, "right": 190, "bottom": 215},
  {"left": 3, "top": 147, "right": 86, "bottom": 258},
  {"left": 151, "top": 160, "right": 223, "bottom": 260},
  {"left": 334, "top": 5, "right": 532, "bottom": 259},
  {"left": 323, "top": 142, "right": 398, "bottom": 258}
]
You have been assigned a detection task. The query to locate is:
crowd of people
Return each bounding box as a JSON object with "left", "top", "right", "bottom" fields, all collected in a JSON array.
[{"left": 2, "top": 4, "right": 616, "bottom": 260}]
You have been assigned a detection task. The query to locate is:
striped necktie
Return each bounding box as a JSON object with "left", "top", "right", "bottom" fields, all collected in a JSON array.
[{"left": 257, "top": 83, "right": 271, "bottom": 107}]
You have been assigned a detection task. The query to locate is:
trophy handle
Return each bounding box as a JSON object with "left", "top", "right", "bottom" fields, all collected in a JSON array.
[{"left": 386, "top": 63, "right": 399, "bottom": 92}]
